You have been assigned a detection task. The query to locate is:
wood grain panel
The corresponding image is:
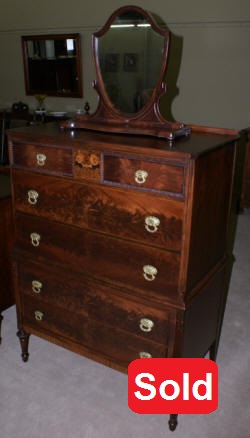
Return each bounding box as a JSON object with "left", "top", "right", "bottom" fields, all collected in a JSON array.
[
  {"left": 11, "top": 142, "right": 73, "bottom": 176},
  {"left": 12, "top": 170, "right": 183, "bottom": 251},
  {"left": 186, "top": 143, "right": 235, "bottom": 291},
  {"left": 103, "top": 154, "right": 185, "bottom": 196},
  {"left": 21, "top": 295, "right": 168, "bottom": 366},
  {"left": 15, "top": 213, "right": 181, "bottom": 302},
  {"left": 18, "top": 260, "right": 173, "bottom": 344}
]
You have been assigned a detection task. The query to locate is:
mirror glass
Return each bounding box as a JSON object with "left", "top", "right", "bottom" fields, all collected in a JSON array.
[
  {"left": 97, "top": 10, "right": 165, "bottom": 114},
  {"left": 22, "top": 34, "right": 83, "bottom": 97}
]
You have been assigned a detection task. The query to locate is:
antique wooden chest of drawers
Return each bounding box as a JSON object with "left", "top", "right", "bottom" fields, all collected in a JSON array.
[{"left": 7, "top": 123, "right": 238, "bottom": 428}]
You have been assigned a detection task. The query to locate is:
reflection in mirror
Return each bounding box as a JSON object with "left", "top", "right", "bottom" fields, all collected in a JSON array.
[
  {"left": 22, "top": 34, "right": 83, "bottom": 97},
  {"left": 98, "top": 10, "right": 164, "bottom": 114}
]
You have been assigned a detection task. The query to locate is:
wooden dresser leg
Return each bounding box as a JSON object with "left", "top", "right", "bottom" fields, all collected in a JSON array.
[
  {"left": 209, "top": 340, "right": 218, "bottom": 362},
  {"left": 169, "top": 414, "right": 178, "bottom": 431},
  {"left": 0, "top": 314, "right": 3, "bottom": 344},
  {"left": 17, "top": 329, "right": 30, "bottom": 362}
]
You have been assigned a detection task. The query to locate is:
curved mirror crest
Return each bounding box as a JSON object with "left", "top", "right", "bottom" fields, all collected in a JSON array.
[{"left": 97, "top": 11, "right": 165, "bottom": 114}]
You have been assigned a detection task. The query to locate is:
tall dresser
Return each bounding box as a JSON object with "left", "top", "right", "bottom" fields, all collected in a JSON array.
[{"left": 7, "top": 122, "right": 238, "bottom": 429}]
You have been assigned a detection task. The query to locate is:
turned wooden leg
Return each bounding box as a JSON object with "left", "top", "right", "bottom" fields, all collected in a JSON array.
[
  {"left": 0, "top": 314, "right": 3, "bottom": 344},
  {"left": 169, "top": 414, "right": 178, "bottom": 431},
  {"left": 209, "top": 340, "right": 218, "bottom": 362},
  {"left": 17, "top": 329, "right": 30, "bottom": 362}
]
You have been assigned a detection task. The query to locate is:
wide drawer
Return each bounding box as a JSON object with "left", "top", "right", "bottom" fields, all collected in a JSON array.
[
  {"left": 18, "top": 260, "right": 173, "bottom": 345},
  {"left": 12, "top": 170, "right": 183, "bottom": 251},
  {"left": 10, "top": 142, "right": 73, "bottom": 176},
  {"left": 103, "top": 154, "right": 185, "bottom": 197},
  {"left": 21, "top": 295, "right": 168, "bottom": 367},
  {"left": 15, "top": 213, "right": 180, "bottom": 301}
]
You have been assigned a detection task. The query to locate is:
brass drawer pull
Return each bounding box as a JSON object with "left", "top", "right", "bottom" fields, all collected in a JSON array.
[
  {"left": 143, "top": 265, "right": 158, "bottom": 281},
  {"left": 139, "top": 318, "right": 154, "bottom": 332},
  {"left": 32, "top": 280, "right": 42, "bottom": 294},
  {"left": 135, "top": 170, "right": 148, "bottom": 184},
  {"left": 145, "top": 216, "right": 160, "bottom": 233},
  {"left": 36, "top": 153, "right": 46, "bottom": 166},
  {"left": 34, "top": 310, "right": 44, "bottom": 321},
  {"left": 139, "top": 351, "right": 152, "bottom": 358},
  {"left": 30, "top": 232, "right": 41, "bottom": 247},
  {"left": 28, "top": 190, "right": 39, "bottom": 205}
]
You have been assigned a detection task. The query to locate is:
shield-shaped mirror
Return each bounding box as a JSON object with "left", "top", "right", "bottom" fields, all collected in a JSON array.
[{"left": 61, "top": 6, "right": 190, "bottom": 140}]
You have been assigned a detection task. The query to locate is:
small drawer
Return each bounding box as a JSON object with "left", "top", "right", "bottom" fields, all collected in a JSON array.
[
  {"left": 21, "top": 295, "right": 168, "bottom": 367},
  {"left": 11, "top": 142, "right": 73, "bottom": 176},
  {"left": 103, "top": 154, "right": 185, "bottom": 197},
  {"left": 18, "top": 260, "right": 174, "bottom": 345}
]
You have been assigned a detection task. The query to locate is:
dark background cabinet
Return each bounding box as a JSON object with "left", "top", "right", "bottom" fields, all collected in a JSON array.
[
  {"left": 240, "top": 128, "right": 250, "bottom": 210},
  {"left": 0, "top": 174, "right": 14, "bottom": 342}
]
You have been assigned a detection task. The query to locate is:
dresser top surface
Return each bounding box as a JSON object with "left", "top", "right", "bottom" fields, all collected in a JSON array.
[{"left": 7, "top": 122, "right": 238, "bottom": 159}]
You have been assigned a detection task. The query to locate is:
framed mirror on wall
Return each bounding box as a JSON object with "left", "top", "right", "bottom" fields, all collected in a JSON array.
[{"left": 21, "top": 33, "right": 83, "bottom": 97}]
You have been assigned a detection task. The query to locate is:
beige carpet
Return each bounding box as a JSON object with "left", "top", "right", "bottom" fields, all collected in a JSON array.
[{"left": 0, "top": 210, "right": 250, "bottom": 438}]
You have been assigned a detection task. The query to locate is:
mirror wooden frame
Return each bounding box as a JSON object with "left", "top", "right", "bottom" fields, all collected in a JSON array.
[
  {"left": 21, "top": 33, "right": 83, "bottom": 98},
  {"left": 62, "top": 6, "right": 190, "bottom": 140}
]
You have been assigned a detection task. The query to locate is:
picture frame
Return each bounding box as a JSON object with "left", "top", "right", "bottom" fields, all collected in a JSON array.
[
  {"left": 104, "top": 53, "right": 119, "bottom": 72},
  {"left": 123, "top": 53, "right": 138, "bottom": 72}
]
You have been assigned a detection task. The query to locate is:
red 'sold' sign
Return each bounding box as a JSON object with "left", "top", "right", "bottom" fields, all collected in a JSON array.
[{"left": 128, "top": 358, "right": 218, "bottom": 414}]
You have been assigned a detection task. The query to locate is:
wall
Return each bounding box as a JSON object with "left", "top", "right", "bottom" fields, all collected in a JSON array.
[{"left": 0, "top": 0, "right": 249, "bottom": 129}]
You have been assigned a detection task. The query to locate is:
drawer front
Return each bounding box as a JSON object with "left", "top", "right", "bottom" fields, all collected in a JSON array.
[
  {"left": 11, "top": 142, "right": 73, "bottom": 176},
  {"left": 103, "top": 154, "right": 185, "bottom": 197},
  {"left": 13, "top": 170, "right": 183, "bottom": 251},
  {"left": 21, "top": 295, "right": 168, "bottom": 366},
  {"left": 18, "top": 260, "right": 173, "bottom": 345},
  {"left": 15, "top": 213, "right": 180, "bottom": 301}
]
